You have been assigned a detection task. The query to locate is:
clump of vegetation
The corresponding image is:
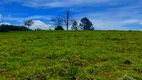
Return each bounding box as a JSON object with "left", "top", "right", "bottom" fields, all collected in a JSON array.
[{"left": 55, "top": 26, "right": 64, "bottom": 30}]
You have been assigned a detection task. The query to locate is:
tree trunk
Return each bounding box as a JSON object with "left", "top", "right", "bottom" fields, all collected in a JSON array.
[{"left": 66, "top": 10, "right": 69, "bottom": 30}]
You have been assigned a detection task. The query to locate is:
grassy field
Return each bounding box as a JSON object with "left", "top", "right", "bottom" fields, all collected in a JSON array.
[{"left": 0, "top": 31, "right": 142, "bottom": 80}]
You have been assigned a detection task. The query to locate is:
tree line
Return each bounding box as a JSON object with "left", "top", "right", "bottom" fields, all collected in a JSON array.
[
  {"left": 0, "top": 9, "right": 94, "bottom": 32},
  {"left": 52, "top": 17, "right": 94, "bottom": 30},
  {"left": 51, "top": 9, "right": 94, "bottom": 30},
  {"left": 0, "top": 24, "right": 29, "bottom": 32}
]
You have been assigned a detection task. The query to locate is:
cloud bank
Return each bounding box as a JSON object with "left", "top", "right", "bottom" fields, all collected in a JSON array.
[{"left": 30, "top": 20, "right": 54, "bottom": 30}]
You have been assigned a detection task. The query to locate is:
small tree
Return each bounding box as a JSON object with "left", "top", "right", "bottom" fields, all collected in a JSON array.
[
  {"left": 55, "top": 26, "right": 64, "bottom": 30},
  {"left": 51, "top": 17, "right": 63, "bottom": 27},
  {"left": 24, "top": 20, "right": 34, "bottom": 29},
  {"left": 71, "top": 20, "right": 78, "bottom": 30},
  {"left": 80, "top": 17, "right": 94, "bottom": 30}
]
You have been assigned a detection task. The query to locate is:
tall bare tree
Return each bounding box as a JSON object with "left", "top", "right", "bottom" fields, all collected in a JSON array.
[
  {"left": 50, "top": 9, "right": 74, "bottom": 30},
  {"left": 64, "top": 9, "right": 73, "bottom": 30}
]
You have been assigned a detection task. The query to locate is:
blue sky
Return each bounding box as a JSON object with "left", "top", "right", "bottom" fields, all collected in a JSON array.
[{"left": 0, "top": 0, "right": 142, "bottom": 30}]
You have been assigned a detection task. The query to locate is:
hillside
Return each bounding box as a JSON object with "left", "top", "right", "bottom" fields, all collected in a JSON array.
[{"left": 0, "top": 31, "right": 142, "bottom": 80}]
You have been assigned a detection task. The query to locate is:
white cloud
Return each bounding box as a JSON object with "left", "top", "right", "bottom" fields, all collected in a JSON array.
[
  {"left": 1, "top": 15, "right": 55, "bottom": 30},
  {"left": 0, "top": 22, "right": 11, "bottom": 25},
  {"left": 89, "top": 19, "right": 127, "bottom": 30},
  {"left": 73, "top": 4, "right": 142, "bottom": 30},
  {"left": 36, "top": 0, "right": 109, "bottom": 7},
  {"left": 123, "top": 19, "right": 139, "bottom": 24},
  {"left": 26, "top": 15, "right": 51, "bottom": 20},
  {"left": 4, "top": 0, "right": 119, "bottom": 8},
  {"left": 4, "top": 17, "right": 24, "bottom": 23},
  {"left": 3, "top": 15, "right": 52, "bottom": 23},
  {"left": 139, "top": 22, "right": 142, "bottom": 25},
  {"left": 0, "top": 14, "right": 2, "bottom": 21},
  {"left": 30, "top": 20, "right": 54, "bottom": 30},
  {"left": 5, "top": 0, "right": 141, "bottom": 8},
  {"left": 90, "top": 19, "right": 142, "bottom": 30}
]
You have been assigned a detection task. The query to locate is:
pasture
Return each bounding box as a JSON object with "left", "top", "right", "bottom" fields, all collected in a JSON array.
[{"left": 0, "top": 31, "right": 142, "bottom": 80}]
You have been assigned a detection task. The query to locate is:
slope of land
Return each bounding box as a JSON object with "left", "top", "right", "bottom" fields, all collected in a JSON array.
[{"left": 0, "top": 31, "right": 142, "bottom": 80}]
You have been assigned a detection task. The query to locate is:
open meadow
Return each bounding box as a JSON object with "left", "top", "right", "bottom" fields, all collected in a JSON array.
[{"left": 0, "top": 31, "right": 142, "bottom": 80}]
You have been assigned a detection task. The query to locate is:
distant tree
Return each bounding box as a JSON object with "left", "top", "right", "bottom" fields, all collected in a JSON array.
[
  {"left": 51, "top": 17, "right": 64, "bottom": 27},
  {"left": 24, "top": 20, "right": 34, "bottom": 29},
  {"left": 55, "top": 26, "right": 64, "bottom": 30},
  {"left": 50, "top": 9, "right": 74, "bottom": 30},
  {"left": 71, "top": 20, "right": 78, "bottom": 30},
  {"left": 80, "top": 17, "right": 94, "bottom": 30}
]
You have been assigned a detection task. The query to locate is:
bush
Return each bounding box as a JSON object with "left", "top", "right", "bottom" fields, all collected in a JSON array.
[{"left": 55, "top": 26, "right": 64, "bottom": 30}]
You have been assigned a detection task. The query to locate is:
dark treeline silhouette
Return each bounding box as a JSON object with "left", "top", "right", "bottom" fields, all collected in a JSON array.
[{"left": 0, "top": 24, "right": 29, "bottom": 32}]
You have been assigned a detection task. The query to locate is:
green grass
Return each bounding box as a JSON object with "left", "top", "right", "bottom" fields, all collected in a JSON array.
[{"left": 0, "top": 30, "right": 142, "bottom": 80}]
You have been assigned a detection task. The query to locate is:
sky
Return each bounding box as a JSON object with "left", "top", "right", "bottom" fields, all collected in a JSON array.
[{"left": 0, "top": 0, "right": 142, "bottom": 30}]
